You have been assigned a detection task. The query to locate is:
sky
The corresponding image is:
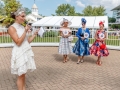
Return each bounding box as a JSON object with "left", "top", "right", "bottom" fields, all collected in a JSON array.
[{"left": 17, "top": 0, "right": 120, "bottom": 17}]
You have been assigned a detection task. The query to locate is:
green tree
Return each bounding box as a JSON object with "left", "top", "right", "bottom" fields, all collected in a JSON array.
[
  {"left": 51, "top": 14, "right": 55, "bottom": 16},
  {"left": 55, "top": 4, "right": 76, "bottom": 16},
  {"left": 82, "top": 5, "right": 106, "bottom": 16},
  {"left": 75, "top": 13, "right": 83, "bottom": 16},
  {"left": 1, "top": 0, "right": 22, "bottom": 26},
  {"left": 24, "top": 7, "right": 31, "bottom": 15},
  {"left": 39, "top": 14, "right": 45, "bottom": 17},
  {"left": 0, "top": 1, "right": 5, "bottom": 15},
  {"left": 82, "top": 5, "right": 93, "bottom": 16},
  {"left": 96, "top": 5, "right": 106, "bottom": 15},
  {"left": 108, "top": 17, "right": 116, "bottom": 23}
]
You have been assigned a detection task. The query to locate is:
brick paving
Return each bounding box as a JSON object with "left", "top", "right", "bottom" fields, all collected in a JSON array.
[{"left": 0, "top": 47, "right": 120, "bottom": 90}]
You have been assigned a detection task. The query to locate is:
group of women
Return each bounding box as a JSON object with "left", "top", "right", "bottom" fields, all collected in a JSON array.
[
  {"left": 7, "top": 8, "right": 109, "bottom": 90},
  {"left": 58, "top": 18, "right": 109, "bottom": 65}
]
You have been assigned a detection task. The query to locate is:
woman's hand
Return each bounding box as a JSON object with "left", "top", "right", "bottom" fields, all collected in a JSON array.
[
  {"left": 34, "top": 30, "right": 39, "bottom": 36},
  {"left": 81, "top": 37, "right": 85, "bottom": 40},
  {"left": 25, "top": 25, "right": 31, "bottom": 32},
  {"left": 64, "top": 35, "right": 69, "bottom": 38}
]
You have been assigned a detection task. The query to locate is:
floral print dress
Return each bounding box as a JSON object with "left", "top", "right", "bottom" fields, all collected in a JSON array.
[{"left": 90, "top": 30, "right": 109, "bottom": 57}]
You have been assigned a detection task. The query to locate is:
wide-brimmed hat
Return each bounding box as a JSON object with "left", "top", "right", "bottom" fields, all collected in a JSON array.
[
  {"left": 81, "top": 18, "right": 86, "bottom": 24},
  {"left": 60, "top": 18, "right": 72, "bottom": 26}
]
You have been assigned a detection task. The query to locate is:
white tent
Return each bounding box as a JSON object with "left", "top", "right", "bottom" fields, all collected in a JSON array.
[{"left": 32, "top": 16, "right": 108, "bottom": 29}]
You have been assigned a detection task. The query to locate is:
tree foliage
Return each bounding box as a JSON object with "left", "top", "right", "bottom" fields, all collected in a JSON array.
[
  {"left": 0, "top": 1, "right": 5, "bottom": 16},
  {"left": 55, "top": 4, "right": 76, "bottom": 16},
  {"left": 24, "top": 7, "right": 31, "bottom": 15},
  {"left": 108, "top": 17, "right": 116, "bottom": 23},
  {"left": 1, "top": 0, "right": 22, "bottom": 26},
  {"left": 54, "top": 4, "right": 105, "bottom": 16},
  {"left": 82, "top": 5, "right": 106, "bottom": 16}
]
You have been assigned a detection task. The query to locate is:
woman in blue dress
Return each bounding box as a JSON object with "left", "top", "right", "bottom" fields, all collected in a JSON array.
[{"left": 73, "top": 18, "right": 90, "bottom": 64}]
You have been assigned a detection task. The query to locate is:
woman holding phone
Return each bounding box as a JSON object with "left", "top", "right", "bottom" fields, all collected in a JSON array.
[{"left": 8, "top": 8, "right": 38, "bottom": 90}]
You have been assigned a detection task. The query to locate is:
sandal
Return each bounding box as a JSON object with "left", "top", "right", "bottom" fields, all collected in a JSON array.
[
  {"left": 98, "top": 61, "right": 102, "bottom": 66},
  {"left": 77, "top": 60, "right": 80, "bottom": 64},
  {"left": 96, "top": 60, "right": 99, "bottom": 65},
  {"left": 63, "top": 60, "right": 66, "bottom": 63},
  {"left": 96, "top": 60, "right": 102, "bottom": 66},
  {"left": 80, "top": 59, "right": 84, "bottom": 63}
]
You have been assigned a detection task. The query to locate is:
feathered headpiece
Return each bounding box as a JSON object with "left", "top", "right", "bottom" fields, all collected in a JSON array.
[
  {"left": 99, "top": 20, "right": 105, "bottom": 25},
  {"left": 14, "top": 8, "right": 25, "bottom": 16},
  {"left": 81, "top": 18, "right": 86, "bottom": 24}
]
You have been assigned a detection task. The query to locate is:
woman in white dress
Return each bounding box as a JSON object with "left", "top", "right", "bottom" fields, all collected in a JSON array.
[
  {"left": 58, "top": 18, "right": 73, "bottom": 63},
  {"left": 8, "top": 8, "right": 38, "bottom": 90}
]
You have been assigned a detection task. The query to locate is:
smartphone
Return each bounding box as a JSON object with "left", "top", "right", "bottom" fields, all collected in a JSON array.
[{"left": 28, "top": 23, "right": 32, "bottom": 26}]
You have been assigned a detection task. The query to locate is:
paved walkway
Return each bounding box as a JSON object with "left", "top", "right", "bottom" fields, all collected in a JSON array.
[{"left": 0, "top": 47, "right": 120, "bottom": 90}]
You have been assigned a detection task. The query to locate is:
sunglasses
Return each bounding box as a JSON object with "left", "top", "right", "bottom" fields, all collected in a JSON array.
[{"left": 82, "top": 24, "right": 85, "bottom": 25}]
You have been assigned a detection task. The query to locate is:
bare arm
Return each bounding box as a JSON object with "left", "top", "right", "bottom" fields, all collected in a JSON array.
[
  {"left": 101, "top": 32, "right": 107, "bottom": 41},
  {"left": 95, "top": 30, "right": 99, "bottom": 40},
  {"left": 8, "top": 26, "right": 27, "bottom": 46},
  {"left": 28, "top": 30, "right": 39, "bottom": 43},
  {"left": 59, "top": 28, "right": 65, "bottom": 37},
  {"left": 59, "top": 31, "right": 65, "bottom": 37}
]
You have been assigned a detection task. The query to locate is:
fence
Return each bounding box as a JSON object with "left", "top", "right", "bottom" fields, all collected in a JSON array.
[{"left": 0, "top": 28, "right": 120, "bottom": 50}]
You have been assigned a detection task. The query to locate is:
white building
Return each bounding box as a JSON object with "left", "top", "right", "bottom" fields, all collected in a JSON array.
[
  {"left": 111, "top": 5, "right": 120, "bottom": 23},
  {"left": 26, "top": 3, "right": 43, "bottom": 24}
]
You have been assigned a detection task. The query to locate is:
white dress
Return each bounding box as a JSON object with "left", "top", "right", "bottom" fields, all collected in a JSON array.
[
  {"left": 11, "top": 23, "right": 36, "bottom": 76},
  {"left": 58, "top": 28, "right": 73, "bottom": 55}
]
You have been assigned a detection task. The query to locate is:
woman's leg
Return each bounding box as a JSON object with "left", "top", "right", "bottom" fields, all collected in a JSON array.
[
  {"left": 65, "top": 55, "right": 68, "bottom": 62},
  {"left": 96, "top": 56, "right": 102, "bottom": 66},
  {"left": 63, "top": 55, "right": 66, "bottom": 63},
  {"left": 23, "top": 74, "right": 26, "bottom": 90},
  {"left": 17, "top": 74, "right": 26, "bottom": 90},
  {"left": 77, "top": 56, "right": 81, "bottom": 64},
  {"left": 80, "top": 56, "right": 84, "bottom": 63}
]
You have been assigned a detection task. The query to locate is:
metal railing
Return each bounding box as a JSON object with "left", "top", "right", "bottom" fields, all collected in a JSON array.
[{"left": 0, "top": 28, "right": 120, "bottom": 50}]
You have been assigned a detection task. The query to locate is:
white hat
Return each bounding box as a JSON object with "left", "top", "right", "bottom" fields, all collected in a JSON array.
[{"left": 60, "top": 18, "right": 72, "bottom": 26}]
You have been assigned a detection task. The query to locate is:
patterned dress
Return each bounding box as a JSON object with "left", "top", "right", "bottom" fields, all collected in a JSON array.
[
  {"left": 58, "top": 28, "right": 73, "bottom": 55},
  {"left": 73, "top": 28, "right": 90, "bottom": 56},
  {"left": 90, "top": 30, "right": 109, "bottom": 57}
]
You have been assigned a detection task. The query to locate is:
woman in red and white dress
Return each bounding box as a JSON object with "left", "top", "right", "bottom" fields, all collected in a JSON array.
[{"left": 90, "top": 21, "right": 109, "bottom": 66}]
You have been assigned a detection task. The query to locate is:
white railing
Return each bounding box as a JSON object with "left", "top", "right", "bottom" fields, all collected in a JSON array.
[{"left": 0, "top": 28, "right": 120, "bottom": 50}]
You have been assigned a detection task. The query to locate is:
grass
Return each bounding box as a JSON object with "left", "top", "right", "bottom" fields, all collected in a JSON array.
[{"left": 0, "top": 36, "right": 120, "bottom": 46}]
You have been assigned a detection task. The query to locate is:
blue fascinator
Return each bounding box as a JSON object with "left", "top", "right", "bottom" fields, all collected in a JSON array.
[{"left": 81, "top": 18, "right": 86, "bottom": 24}]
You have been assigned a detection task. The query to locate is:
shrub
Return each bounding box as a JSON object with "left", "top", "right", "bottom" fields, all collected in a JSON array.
[{"left": 43, "top": 30, "right": 59, "bottom": 37}]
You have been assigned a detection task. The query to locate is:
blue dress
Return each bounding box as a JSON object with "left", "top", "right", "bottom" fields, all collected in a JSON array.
[{"left": 73, "top": 28, "right": 90, "bottom": 56}]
